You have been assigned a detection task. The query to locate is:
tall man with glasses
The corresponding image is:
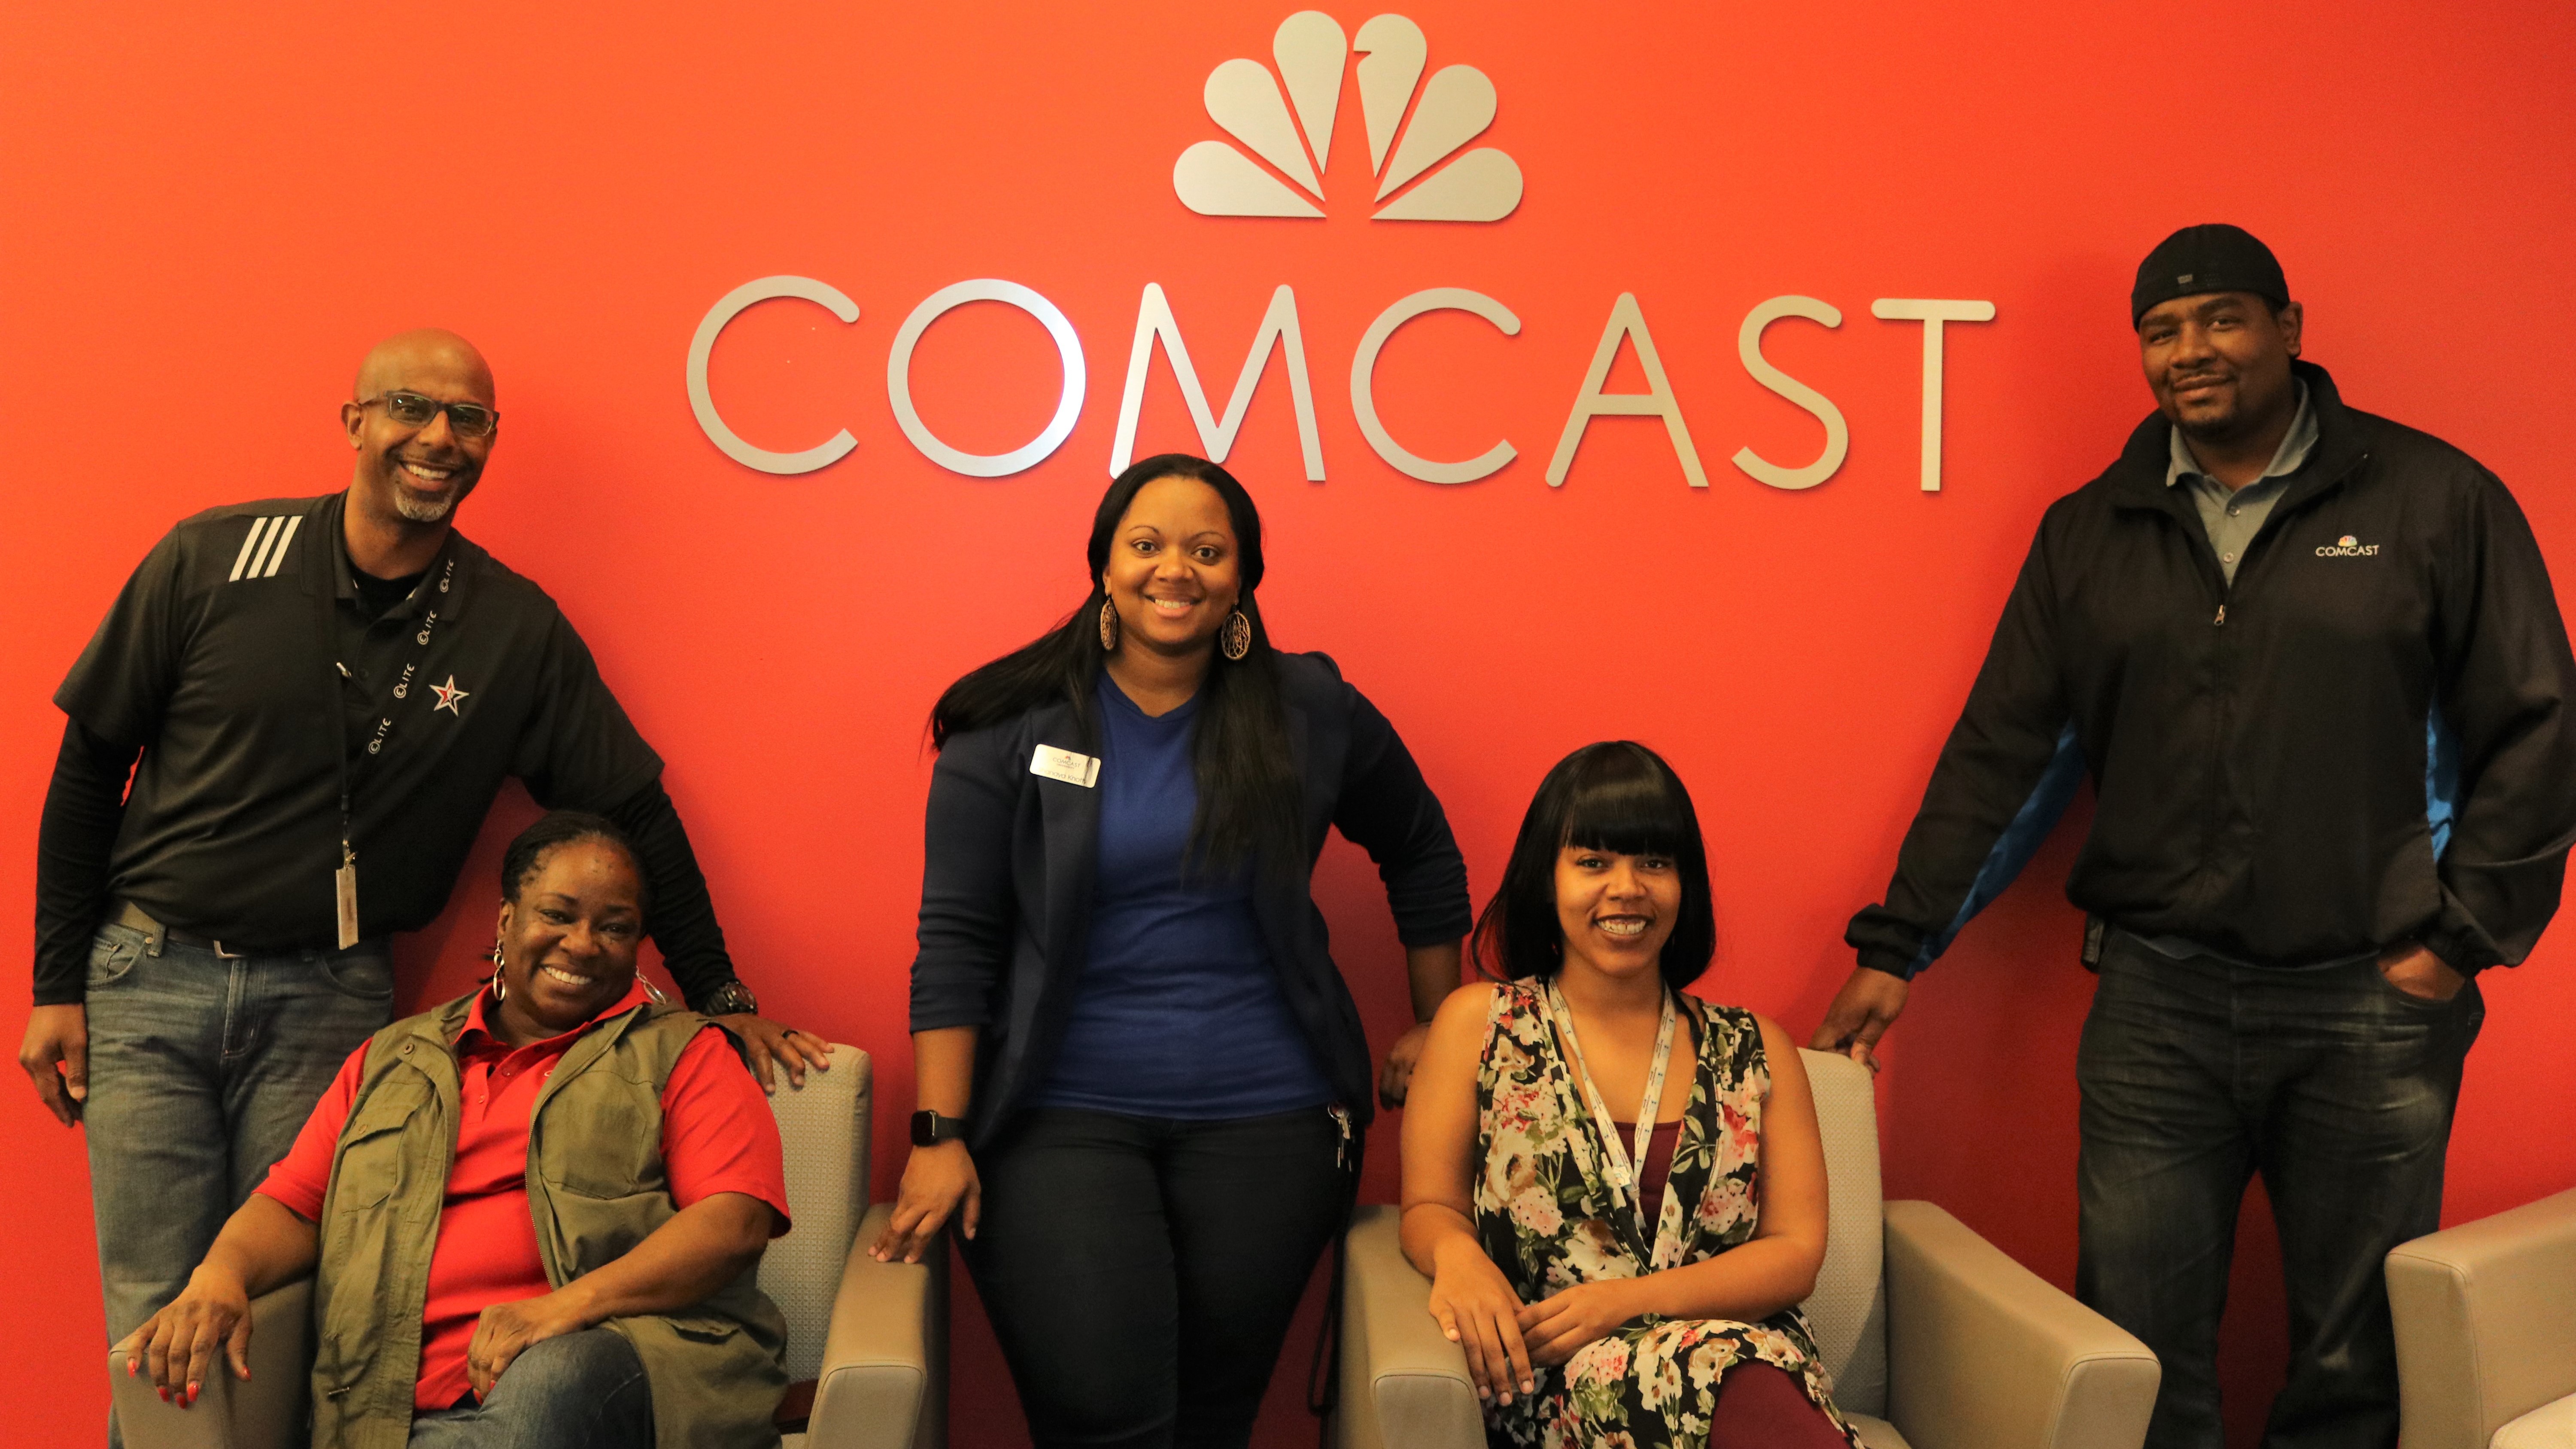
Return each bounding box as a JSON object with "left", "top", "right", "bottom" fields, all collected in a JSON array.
[
  {"left": 1812, "top": 226, "right": 2576, "bottom": 1447},
  {"left": 19, "top": 328, "right": 823, "bottom": 1438}
]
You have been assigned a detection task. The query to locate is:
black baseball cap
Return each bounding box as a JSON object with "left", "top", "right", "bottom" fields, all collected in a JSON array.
[{"left": 2131, "top": 224, "right": 2290, "bottom": 326}]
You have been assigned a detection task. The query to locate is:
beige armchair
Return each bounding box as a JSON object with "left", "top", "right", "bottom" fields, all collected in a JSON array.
[
  {"left": 108, "top": 1043, "right": 945, "bottom": 1449},
  {"left": 1337, "top": 1048, "right": 2161, "bottom": 1449},
  {"left": 2386, "top": 1185, "right": 2576, "bottom": 1449}
]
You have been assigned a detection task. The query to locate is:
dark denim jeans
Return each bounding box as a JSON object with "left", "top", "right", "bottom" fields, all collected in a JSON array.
[
  {"left": 963, "top": 1106, "right": 1351, "bottom": 1449},
  {"left": 84, "top": 921, "right": 394, "bottom": 1444},
  {"left": 407, "top": 1328, "right": 654, "bottom": 1449},
  {"left": 2076, "top": 929, "right": 2482, "bottom": 1449}
]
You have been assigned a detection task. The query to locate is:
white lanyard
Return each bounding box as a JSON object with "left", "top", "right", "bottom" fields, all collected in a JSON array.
[{"left": 1544, "top": 979, "right": 1677, "bottom": 1215}]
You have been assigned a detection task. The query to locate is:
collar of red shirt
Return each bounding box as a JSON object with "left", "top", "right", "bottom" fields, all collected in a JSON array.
[{"left": 454, "top": 979, "right": 653, "bottom": 1057}]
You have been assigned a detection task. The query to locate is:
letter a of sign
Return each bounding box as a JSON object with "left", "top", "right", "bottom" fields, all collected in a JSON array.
[{"left": 1546, "top": 294, "right": 1708, "bottom": 489}]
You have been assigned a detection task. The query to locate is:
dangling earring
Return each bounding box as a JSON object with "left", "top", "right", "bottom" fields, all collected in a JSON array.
[
  {"left": 1099, "top": 598, "right": 1121, "bottom": 652},
  {"left": 488, "top": 937, "right": 507, "bottom": 1002},
  {"left": 1220, "top": 608, "right": 1252, "bottom": 662}
]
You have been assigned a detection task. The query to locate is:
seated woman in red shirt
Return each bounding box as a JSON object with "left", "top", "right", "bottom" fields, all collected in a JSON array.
[
  {"left": 118, "top": 811, "right": 794, "bottom": 1449},
  {"left": 1399, "top": 742, "right": 1861, "bottom": 1449}
]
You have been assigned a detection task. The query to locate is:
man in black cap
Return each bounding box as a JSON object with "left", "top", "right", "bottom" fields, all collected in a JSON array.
[{"left": 1812, "top": 225, "right": 2576, "bottom": 1446}]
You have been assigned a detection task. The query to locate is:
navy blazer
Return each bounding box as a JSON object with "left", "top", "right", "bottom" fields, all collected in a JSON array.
[{"left": 910, "top": 651, "right": 1472, "bottom": 1147}]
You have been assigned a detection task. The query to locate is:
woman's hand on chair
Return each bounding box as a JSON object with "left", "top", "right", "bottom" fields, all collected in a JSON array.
[
  {"left": 1518, "top": 1278, "right": 1644, "bottom": 1367},
  {"left": 118, "top": 1264, "right": 253, "bottom": 1405},
  {"left": 1426, "top": 1239, "right": 1534, "bottom": 1405},
  {"left": 871, "top": 1141, "right": 981, "bottom": 1263},
  {"left": 467, "top": 1290, "right": 589, "bottom": 1398}
]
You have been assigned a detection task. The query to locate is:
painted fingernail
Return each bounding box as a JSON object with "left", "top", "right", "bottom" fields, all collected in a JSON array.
[{"left": 158, "top": 1388, "right": 169, "bottom": 1402}]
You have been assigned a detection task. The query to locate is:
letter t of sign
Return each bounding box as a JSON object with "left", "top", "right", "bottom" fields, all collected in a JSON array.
[{"left": 1870, "top": 299, "right": 1996, "bottom": 492}]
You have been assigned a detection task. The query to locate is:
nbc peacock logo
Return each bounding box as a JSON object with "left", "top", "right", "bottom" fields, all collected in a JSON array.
[{"left": 1173, "top": 11, "right": 1524, "bottom": 223}]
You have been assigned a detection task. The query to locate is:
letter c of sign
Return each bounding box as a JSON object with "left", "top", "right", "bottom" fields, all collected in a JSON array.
[
  {"left": 1350, "top": 289, "right": 1521, "bottom": 485},
  {"left": 687, "top": 276, "right": 862, "bottom": 476}
]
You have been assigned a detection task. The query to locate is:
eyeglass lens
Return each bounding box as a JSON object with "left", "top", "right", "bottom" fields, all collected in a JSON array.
[{"left": 383, "top": 391, "right": 497, "bottom": 437}]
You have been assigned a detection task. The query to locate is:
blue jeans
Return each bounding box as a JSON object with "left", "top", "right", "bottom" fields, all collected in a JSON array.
[
  {"left": 406, "top": 1329, "right": 655, "bottom": 1449},
  {"left": 84, "top": 921, "right": 395, "bottom": 1428},
  {"left": 2076, "top": 929, "right": 2482, "bottom": 1449}
]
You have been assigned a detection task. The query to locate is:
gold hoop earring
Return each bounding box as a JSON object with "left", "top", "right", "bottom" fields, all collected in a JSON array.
[
  {"left": 488, "top": 937, "right": 507, "bottom": 1001},
  {"left": 1220, "top": 609, "right": 1252, "bottom": 662},
  {"left": 1099, "top": 598, "right": 1121, "bottom": 652}
]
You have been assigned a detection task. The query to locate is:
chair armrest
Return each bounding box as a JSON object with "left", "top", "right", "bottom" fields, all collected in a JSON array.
[
  {"left": 1883, "top": 1201, "right": 2158, "bottom": 1449},
  {"left": 1335, "top": 1206, "right": 1480, "bottom": 1449},
  {"left": 803, "top": 1203, "right": 947, "bottom": 1449},
  {"left": 106, "top": 1279, "right": 312, "bottom": 1449},
  {"left": 2386, "top": 1185, "right": 2576, "bottom": 1449}
]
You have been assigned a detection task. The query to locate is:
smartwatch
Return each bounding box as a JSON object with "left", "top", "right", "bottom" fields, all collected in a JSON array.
[{"left": 911, "top": 1110, "right": 968, "bottom": 1146}]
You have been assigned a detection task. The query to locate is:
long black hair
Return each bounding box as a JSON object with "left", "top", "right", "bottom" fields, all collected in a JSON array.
[
  {"left": 1471, "top": 742, "right": 1717, "bottom": 989},
  {"left": 929, "top": 454, "right": 1300, "bottom": 874}
]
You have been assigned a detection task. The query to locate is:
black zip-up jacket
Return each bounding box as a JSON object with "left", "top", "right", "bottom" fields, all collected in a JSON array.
[{"left": 1850, "top": 361, "right": 2576, "bottom": 977}]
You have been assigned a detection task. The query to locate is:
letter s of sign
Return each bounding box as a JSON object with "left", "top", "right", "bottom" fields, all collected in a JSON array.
[
  {"left": 686, "top": 276, "right": 863, "bottom": 476},
  {"left": 1350, "top": 288, "right": 1522, "bottom": 485},
  {"left": 1732, "top": 296, "right": 1848, "bottom": 491}
]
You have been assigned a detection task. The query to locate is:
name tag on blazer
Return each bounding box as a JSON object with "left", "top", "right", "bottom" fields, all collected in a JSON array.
[{"left": 1029, "top": 744, "right": 1101, "bottom": 788}]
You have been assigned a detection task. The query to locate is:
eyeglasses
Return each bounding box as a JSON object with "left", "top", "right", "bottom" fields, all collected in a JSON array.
[{"left": 359, "top": 390, "right": 500, "bottom": 438}]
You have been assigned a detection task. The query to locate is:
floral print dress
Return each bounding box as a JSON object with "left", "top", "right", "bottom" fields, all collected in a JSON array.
[{"left": 1473, "top": 979, "right": 1861, "bottom": 1449}]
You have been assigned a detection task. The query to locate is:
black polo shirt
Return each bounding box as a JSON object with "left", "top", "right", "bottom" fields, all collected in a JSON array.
[{"left": 55, "top": 492, "right": 662, "bottom": 949}]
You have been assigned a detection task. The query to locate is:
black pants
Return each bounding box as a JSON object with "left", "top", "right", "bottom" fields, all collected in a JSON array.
[
  {"left": 2076, "top": 930, "right": 2482, "bottom": 1449},
  {"left": 964, "top": 1106, "right": 1350, "bottom": 1449}
]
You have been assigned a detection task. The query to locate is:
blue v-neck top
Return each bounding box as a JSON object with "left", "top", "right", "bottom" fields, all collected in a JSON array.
[{"left": 1034, "top": 676, "right": 1331, "bottom": 1118}]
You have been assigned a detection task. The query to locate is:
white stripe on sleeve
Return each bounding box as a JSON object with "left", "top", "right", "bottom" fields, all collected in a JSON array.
[
  {"left": 243, "top": 516, "right": 284, "bottom": 579},
  {"left": 261, "top": 515, "right": 301, "bottom": 577},
  {"left": 228, "top": 516, "right": 272, "bottom": 582}
]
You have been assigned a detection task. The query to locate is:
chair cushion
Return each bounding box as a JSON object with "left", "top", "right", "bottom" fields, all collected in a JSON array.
[
  {"left": 761, "top": 1045, "right": 872, "bottom": 1384},
  {"left": 2493, "top": 1392, "right": 2576, "bottom": 1449},
  {"left": 1847, "top": 1412, "right": 1913, "bottom": 1449},
  {"left": 1798, "top": 1048, "right": 1889, "bottom": 1417}
]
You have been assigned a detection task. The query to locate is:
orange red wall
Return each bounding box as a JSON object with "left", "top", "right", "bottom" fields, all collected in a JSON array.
[{"left": 6, "top": 3, "right": 2575, "bottom": 1443}]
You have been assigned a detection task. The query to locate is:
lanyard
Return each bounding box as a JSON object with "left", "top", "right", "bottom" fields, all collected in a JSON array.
[
  {"left": 1543, "top": 978, "right": 1678, "bottom": 1221},
  {"left": 307, "top": 500, "right": 456, "bottom": 934}
]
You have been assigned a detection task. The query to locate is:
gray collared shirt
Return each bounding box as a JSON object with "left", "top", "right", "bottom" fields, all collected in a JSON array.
[{"left": 2167, "top": 382, "right": 2318, "bottom": 584}]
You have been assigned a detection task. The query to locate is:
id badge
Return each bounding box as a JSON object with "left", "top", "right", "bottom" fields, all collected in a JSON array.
[
  {"left": 1029, "top": 744, "right": 1101, "bottom": 788},
  {"left": 334, "top": 860, "right": 360, "bottom": 950}
]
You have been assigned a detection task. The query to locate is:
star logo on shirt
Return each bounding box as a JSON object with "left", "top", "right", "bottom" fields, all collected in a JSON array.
[{"left": 431, "top": 676, "right": 470, "bottom": 715}]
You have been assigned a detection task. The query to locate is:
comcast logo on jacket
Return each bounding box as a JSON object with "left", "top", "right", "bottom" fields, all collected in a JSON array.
[{"left": 1173, "top": 11, "right": 1524, "bottom": 222}]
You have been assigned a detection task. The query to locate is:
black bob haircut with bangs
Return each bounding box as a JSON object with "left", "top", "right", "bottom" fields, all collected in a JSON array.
[{"left": 1471, "top": 741, "right": 1716, "bottom": 988}]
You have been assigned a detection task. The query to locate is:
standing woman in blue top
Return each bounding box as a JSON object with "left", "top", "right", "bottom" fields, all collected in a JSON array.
[{"left": 870, "top": 454, "right": 1473, "bottom": 1447}]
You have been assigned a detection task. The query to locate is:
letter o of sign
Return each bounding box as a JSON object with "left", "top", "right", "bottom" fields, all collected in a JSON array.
[{"left": 887, "top": 280, "right": 1089, "bottom": 478}]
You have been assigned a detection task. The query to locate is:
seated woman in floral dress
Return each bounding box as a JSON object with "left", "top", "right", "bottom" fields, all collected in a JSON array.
[{"left": 1400, "top": 741, "right": 1860, "bottom": 1449}]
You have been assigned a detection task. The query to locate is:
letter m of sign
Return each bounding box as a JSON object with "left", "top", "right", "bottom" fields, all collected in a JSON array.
[{"left": 1111, "top": 283, "right": 1324, "bottom": 480}]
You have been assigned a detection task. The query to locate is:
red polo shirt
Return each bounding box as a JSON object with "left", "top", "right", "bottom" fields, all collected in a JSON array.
[{"left": 256, "top": 986, "right": 790, "bottom": 1411}]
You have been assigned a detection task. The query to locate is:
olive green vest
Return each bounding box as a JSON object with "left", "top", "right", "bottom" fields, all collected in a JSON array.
[{"left": 309, "top": 994, "right": 787, "bottom": 1449}]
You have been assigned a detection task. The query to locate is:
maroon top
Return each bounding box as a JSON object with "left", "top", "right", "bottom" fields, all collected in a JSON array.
[{"left": 1613, "top": 1120, "right": 1686, "bottom": 1229}]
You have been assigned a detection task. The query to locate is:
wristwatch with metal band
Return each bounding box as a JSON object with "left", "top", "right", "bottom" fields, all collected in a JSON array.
[
  {"left": 699, "top": 979, "right": 759, "bottom": 1018},
  {"left": 911, "top": 1110, "right": 968, "bottom": 1146}
]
